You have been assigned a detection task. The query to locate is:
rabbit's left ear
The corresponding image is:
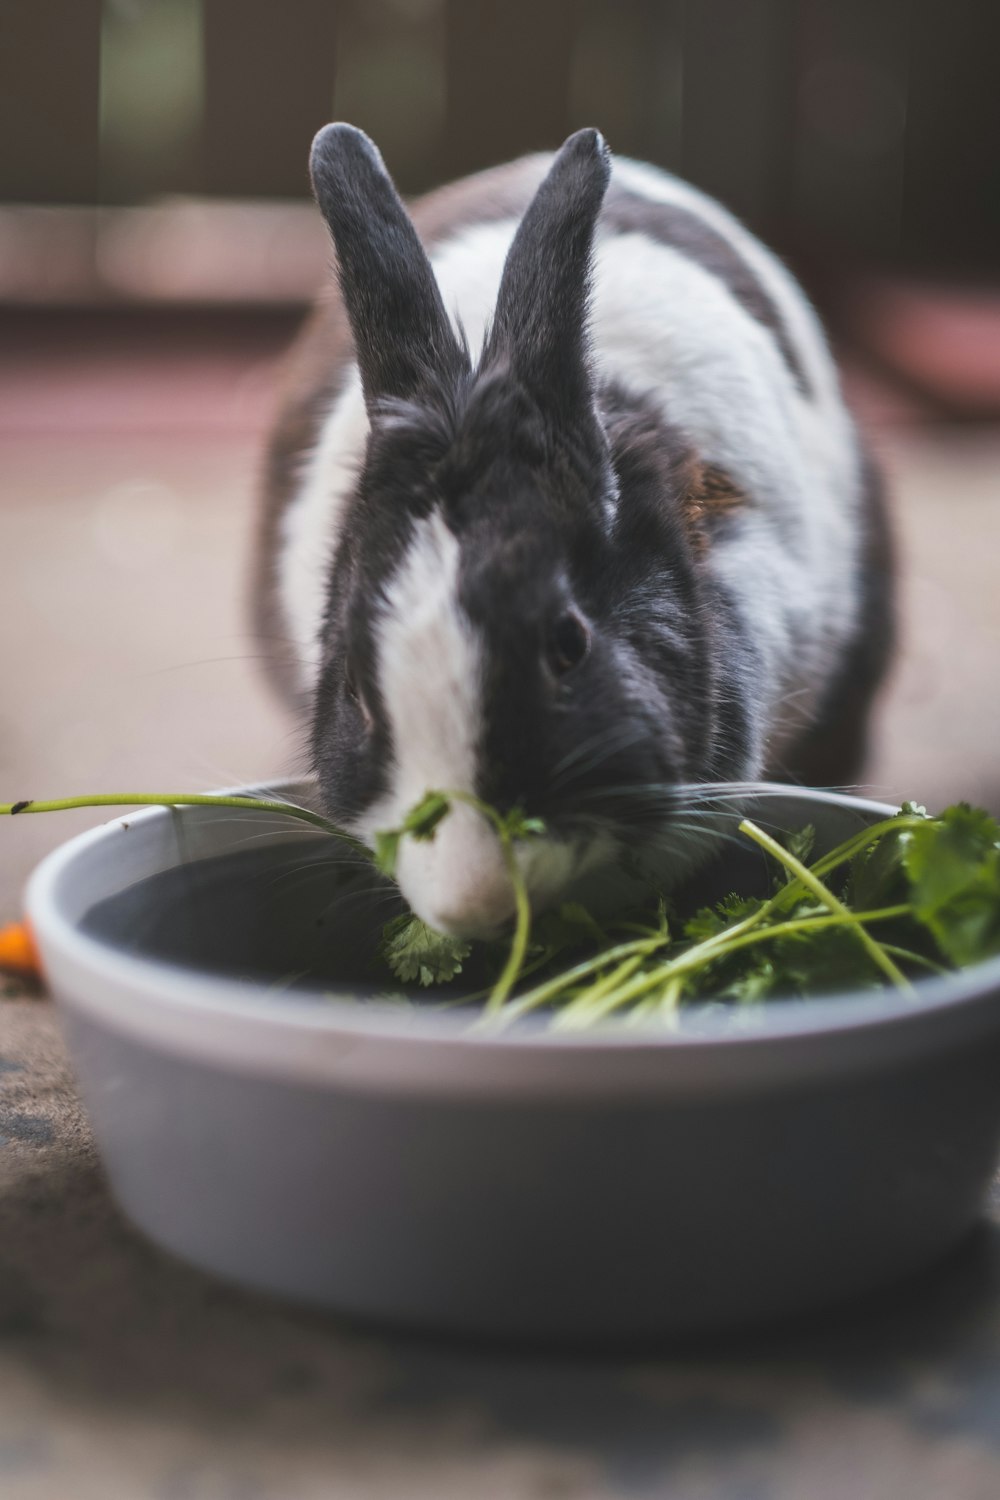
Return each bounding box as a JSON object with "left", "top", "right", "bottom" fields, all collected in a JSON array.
[
  {"left": 483, "top": 128, "right": 611, "bottom": 416},
  {"left": 310, "top": 123, "right": 468, "bottom": 412}
]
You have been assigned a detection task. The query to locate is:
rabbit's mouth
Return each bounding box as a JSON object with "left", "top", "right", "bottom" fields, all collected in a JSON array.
[{"left": 393, "top": 813, "right": 615, "bottom": 943}]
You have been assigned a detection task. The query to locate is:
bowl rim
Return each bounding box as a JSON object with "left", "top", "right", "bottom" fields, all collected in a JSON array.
[{"left": 25, "top": 780, "right": 1000, "bottom": 1065}]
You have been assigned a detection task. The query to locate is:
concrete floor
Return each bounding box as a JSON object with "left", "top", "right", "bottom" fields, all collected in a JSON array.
[{"left": 1, "top": 411, "right": 999, "bottom": 920}]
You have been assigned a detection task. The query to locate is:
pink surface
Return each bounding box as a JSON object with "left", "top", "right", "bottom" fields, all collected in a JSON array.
[{"left": 0, "top": 347, "right": 284, "bottom": 437}]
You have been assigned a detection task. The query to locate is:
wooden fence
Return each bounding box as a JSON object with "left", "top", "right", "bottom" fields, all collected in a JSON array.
[{"left": 1, "top": 0, "right": 998, "bottom": 271}]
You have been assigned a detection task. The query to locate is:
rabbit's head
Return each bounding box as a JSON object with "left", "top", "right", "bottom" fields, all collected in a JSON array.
[{"left": 307, "top": 125, "right": 752, "bottom": 938}]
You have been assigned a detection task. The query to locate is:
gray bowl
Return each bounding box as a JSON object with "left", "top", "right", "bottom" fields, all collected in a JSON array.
[{"left": 26, "top": 783, "right": 1000, "bottom": 1345}]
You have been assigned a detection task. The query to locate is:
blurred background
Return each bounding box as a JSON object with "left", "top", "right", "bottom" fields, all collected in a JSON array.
[{"left": 2, "top": 0, "right": 999, "bottom": 915}]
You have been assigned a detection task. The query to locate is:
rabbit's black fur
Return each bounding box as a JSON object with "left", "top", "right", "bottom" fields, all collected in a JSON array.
[{"left": 259, "top": 125, "right": 892, "bottom": 937}]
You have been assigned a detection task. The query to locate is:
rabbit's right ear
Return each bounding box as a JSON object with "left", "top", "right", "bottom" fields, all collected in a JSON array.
[
  {"left": 310, "top": 124, "right": 468, "bottom": 412},
  {"left": 482, "top": 128, "right": 611, "bottom": 421}
]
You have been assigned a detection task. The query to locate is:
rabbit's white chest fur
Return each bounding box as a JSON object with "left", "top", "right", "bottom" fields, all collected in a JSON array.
[{"left": 279, "top": 153, "right": 860, "bottom": 775}]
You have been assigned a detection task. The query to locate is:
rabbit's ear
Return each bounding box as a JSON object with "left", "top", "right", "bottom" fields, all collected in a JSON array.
[
  {"left": 483, "top": 129, "right": 611, "bottom": 415},
  {"left": 310, "top": 124, "right": 468, "bottom": 411}
]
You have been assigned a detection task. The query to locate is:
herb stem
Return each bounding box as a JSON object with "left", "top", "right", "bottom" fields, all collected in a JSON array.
[
  {"left": 540, "top": 903, "right": 916, "bottom": 1027},
  {"left": 879, "top": 943, "right": 949, "bottom": 975},
  {"left": 738, "top": 819, "right": 914, "bottom": 992},
  {"left": 0, "top": 793, "right": 360, "bottom": 846},
  {"left": 806, "top": 815, "right": 929, "bottom": 885},
  {"left": 487, "top": 832, "right": 533, "bottom": 1012},
  {"left": 551, "top": 953, "right": 647, "bottom": 1030},
  {"left": 7, "top": 784, "right": 958, "bottom": 1028},
  {"left": 439, "top": 790, "right": 536, "bottom": 1015},
  {"left": 479, "top": 935, "right": 669, "bottom": 1027}
]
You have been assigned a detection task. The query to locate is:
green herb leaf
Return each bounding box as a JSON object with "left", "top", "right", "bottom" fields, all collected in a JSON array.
[
  {"left": 684, "top": 893, "right": 761, "bottom": 944},
  {"left": 373, "top": 829, "right": 402, "bottom": 879},
  {"left": 380, "top": 913, "right": 471, "bottom": 988},
  {"left": 532, "top": 901, "right": 608, "bottom": 956},
  {"left": 717, "top": 956, "right": 779, "bottom": 1003},
  {"left": 783, "top": 823, "right": 815, "bottom": 874},
  {"left": 683, "top": 905, "right": 727, "bottom": 943},
  {"left": 18, "top": 782, "right": 998, "bottom": 1028},
  {"left": 500, "top": 808, "right": 547, "bottom": 841},
  {"left": 373, "top": 790, "right": 453, "bottom": 877},
  {"left": 902, "top": 803, "right": 1000, "bottom": 966},
  {"left": 717, "top": 892, "right": 763, "bottom": 924},
  {"left": 846, "top": 824, "right": 909, "bottom": 912},
  {"left": 770, "top": 924, "right": 886, "bottom": 995},
  {"left": 403, "top": 790, "right": 452, "bottom": 840}
]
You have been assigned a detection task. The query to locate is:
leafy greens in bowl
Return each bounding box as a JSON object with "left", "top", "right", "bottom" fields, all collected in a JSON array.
[{"left": 7, "top": 785, "right": 1000, "bottom": 1025}]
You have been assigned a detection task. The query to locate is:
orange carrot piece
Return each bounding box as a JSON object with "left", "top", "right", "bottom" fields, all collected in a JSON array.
[{"left": 0, "top": 919, "right": 42, "bottom": 979}]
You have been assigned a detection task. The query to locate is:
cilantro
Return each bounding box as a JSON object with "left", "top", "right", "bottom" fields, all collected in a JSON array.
[
  {"left": 374, "top": 790, "right": 452, "bottom": 877},
  {"left": 501, "top": 809, "right": 547, "bottom": 841},
  {"left": 902, "top": 804, "right": 1000, "bottom": 966},
  {"left": 10, "top": 780, "right": 1000, "bottom": 1031},
  {"left": 380, "top": 913, "right": 471, "bottom": 987},
  {"left": 683, "top": 906, "right": 726, "bottom": 944},
  {"left": 372, "top": 830, "right": 402, "bottom": 880},
  {"left": 684, "top": 893, "right": 761, "bottom": 944},
  {"left": 782, "top": 823, "right": 816, "bottom": 876},
  {"left": 371, "top": 791, "right": 1000, "bottom": 1025},
  {"left": 845, "top": 821, "right": 909, "bottom": 912},
  {"left": 717, "top": 956, "right": 778, "bottom": 1003},
  {"left": 533, "top": 901, "right": 608, "bottom": 955}
]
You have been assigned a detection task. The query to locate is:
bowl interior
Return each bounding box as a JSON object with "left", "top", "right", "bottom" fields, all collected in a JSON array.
[{"left": 74, "top": 783, "right": 893, "bottom": 1003}]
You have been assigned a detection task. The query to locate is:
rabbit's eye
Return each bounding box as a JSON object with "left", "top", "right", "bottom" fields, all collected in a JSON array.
[{"left": 547, "top": 610, "right": 590, "bottom": 677}]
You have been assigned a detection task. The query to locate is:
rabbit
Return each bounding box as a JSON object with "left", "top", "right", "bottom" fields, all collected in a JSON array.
[{"left": 256, "top": 123, "right": 893, "bottom": 940}]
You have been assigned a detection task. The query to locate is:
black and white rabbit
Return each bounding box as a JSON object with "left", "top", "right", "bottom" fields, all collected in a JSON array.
[{"left": 256, "top": 124, "right": 893, "bottom": 938}]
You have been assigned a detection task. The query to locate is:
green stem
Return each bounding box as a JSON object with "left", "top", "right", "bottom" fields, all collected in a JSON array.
[
  {"left": 439, "top": 790, "right": 536, "bottom": 1015},
  {"left": 450, "top": 950, "right": 554, "bottom": 1009},
  {"left": 880, "top": 943, "right": 948, "bottom": 975},
  {"left": 508, "top": 884, "right": 802, "bottom": 1027},
  {"left": 540, "top": 902, "right": 915, "bottom": 1028},
  {"left": 806, "top": 814, "right": 929, "bottom": 885},
  {"left": 654, "top": 975, "right": 683, "bottom": 1024},
  {"left": 0, "top": 792, "right": 363, "bottom": 847},
  {"left": 478, "top": 935, "right": 669, "bottom": 1027},
  {"left": 486, "top": 832, "right": 533, "bottom": 1013},
  {"left": 550, "top": 952, "right": 647, "bottom": 1030},
  {"left": 738, "top": 818, "right": 913, "bottom": 992},
  {"left": 488, "top": 869, "right": 913, "bottom": 1029}
]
